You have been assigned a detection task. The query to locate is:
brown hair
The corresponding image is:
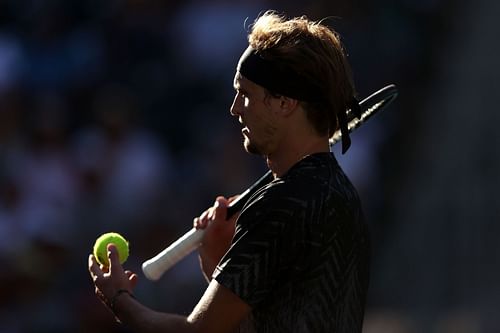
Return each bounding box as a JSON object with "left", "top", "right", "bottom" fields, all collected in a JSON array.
[{"left": 247, "top": 11, "right": 356, "bottom": 138}]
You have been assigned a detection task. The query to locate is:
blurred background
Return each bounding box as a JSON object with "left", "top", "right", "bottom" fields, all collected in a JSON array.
[{"left": 0, "top": 0, "right": 499, "bottom": 332}]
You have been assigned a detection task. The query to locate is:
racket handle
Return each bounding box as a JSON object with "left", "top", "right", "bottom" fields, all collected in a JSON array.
[{"left": 142, "top": 228, "right": 205, "bottom": 281}]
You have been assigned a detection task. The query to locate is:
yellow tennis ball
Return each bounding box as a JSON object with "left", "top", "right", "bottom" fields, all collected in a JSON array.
[{"left": 93, "top": 232, "right": 129, "bottom": 267}]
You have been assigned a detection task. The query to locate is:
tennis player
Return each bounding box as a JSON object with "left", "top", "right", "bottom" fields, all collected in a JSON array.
[{"left": 89, "top": 11, "right": 370, "bottom": 332}]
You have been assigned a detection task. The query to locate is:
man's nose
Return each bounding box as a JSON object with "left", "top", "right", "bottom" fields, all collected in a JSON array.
[{"left": 230, "top": 95, "right": 240, "bottom": 117}]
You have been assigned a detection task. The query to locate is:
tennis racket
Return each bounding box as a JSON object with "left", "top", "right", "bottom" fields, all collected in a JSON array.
[{"left": 142, "top": 84, "right": 398, "bottom": 281}]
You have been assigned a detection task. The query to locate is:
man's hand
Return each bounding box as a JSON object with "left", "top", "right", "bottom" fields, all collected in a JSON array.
[
  {"left": 88, "top": 244, "right": 139, "bottom": 311},
  {"left": 86, "top": 205, "right": 250, "bottom": 333},
  {"left": 193, "top": 196, "right": 239, "bottom": 279}
]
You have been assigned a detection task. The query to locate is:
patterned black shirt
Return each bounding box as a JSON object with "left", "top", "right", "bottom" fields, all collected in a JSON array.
[{"left": 213, "top": 152, "right": 370, "bottom": 333}]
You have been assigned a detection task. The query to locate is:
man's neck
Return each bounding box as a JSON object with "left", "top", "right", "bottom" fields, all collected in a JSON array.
[{"left": 265, "top": 138, "right": 330, "bottom": 178}]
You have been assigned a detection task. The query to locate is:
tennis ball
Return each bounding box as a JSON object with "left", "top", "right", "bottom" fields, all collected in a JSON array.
[{"left": 93, "top": 232, "right": 129, "bottom": 267}]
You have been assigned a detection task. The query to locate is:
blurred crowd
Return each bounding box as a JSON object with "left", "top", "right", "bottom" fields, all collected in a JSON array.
[{"left": 1, "top": 0, "right": 493, "bottom": 332}]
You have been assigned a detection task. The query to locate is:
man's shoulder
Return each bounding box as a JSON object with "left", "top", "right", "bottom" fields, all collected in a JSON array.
[
  {"left": 284, "top": 152, "right": 345, "bottom": 185},
  {"left": 243, "top": 153, "right": 345, "bottom": 207}
]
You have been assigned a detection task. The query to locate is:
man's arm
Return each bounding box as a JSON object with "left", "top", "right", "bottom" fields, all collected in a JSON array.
[
  {"left": 89, "top": 245, "right": 250, "bottom": 333},
  {"left": 112, "top": 279, "right": 251, "bottom": 333}
]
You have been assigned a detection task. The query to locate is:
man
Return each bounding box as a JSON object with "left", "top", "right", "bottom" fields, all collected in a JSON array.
[{"left": 89, "top": 11, "right": 370, "bottom": 332}]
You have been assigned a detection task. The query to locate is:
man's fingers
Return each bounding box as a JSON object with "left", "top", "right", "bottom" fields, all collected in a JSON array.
[
  {"left": 215, "top": 196, "right": 229, "bottom": 207},
  {"left": 200, "top": 209, "right": 209, "bottom": 222},
  {"left": 125, "top": 270, "right": 136, "bottom": 279},
  {"left": 195, "top": 196, "right": 231, "bottom": 231},
  {"left": 125, "top": 270, "right": 139, "bottom": 289},
  {"left": 88, "top": 254, "right": 104, "bottom": 281},
  {"left": 213, "top": 197, "right": 228, "bottom": 221},
  {"left": 207, "top": 206, "right": 215, "bottom": 220},
  {"left": 107, "top": 243, "right": 124, "bottom": 276},
  {"left": 194, "top": 216, "right": 209, "bottom": 229}
]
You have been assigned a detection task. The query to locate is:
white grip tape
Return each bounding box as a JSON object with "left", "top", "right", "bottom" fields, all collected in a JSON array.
[{"left": 141, "top": 228, "right": 205, "bottom": 281}]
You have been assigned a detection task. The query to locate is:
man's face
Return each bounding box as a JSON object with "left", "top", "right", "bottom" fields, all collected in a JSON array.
[{"left": 230, "top": 73, "right": 279, "bottom": 156}]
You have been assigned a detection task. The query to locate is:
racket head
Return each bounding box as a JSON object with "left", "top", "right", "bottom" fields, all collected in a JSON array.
[{"left": 330, "top": 84, "right": 398, "bottom": 146}]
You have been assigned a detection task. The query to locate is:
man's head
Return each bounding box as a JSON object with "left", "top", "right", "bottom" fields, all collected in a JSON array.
[{"left": 233, "top": 11, "right": 357, "bottom": 154}]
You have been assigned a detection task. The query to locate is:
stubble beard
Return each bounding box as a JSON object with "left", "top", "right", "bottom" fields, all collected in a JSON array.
[
  {"left": 242, "top": 124, "right": 277, "bottom": 157},
  {"left": 243, "top": 137, "right": 263, "bottom": 155}
]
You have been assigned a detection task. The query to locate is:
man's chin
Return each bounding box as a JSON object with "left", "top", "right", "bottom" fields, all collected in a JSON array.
[{"left": 244, "top": 139, "right": 262, "bottom": 156}]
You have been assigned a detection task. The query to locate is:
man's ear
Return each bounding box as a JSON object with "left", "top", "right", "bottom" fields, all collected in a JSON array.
[{"left": 277, "top": 96, "right": 299, "bottom": 116}]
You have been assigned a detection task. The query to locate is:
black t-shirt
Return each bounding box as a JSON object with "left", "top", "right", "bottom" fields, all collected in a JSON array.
[{"left": 213, "top": 152, "right": 370, "bottom": 333}]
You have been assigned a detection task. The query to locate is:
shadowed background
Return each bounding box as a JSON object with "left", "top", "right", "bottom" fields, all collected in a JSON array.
[{"left": 0, "top": 0, "right": 499, "bottom": 332}]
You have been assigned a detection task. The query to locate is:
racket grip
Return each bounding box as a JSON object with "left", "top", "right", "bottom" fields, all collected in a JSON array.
[{"left": 142, "top": 228, "right": 205, "bottom": 281}]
